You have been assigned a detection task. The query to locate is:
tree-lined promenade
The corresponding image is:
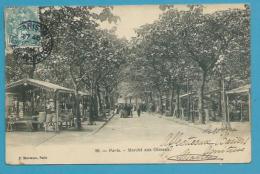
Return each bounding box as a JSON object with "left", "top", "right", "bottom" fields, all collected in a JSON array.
[
  {"left": 127, "top": 5, "right": 250, "bottom": 127},
  {"left": 6, "top": 5, "right": 250, "bottom": 130}
]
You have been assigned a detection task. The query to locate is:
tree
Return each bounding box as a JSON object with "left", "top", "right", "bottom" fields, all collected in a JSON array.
[
  {"left": 80, "top": 29, "right": 127, "bottom": 121},
  {"left": 39, "top": 6, "right": 120, "bottom": 128},
  {"left": 181, "top": 5, "right": 249, "bottom": 124},
  {"left": 130, "top": 9, "right": 192, "bottom": 116},
  {"left": 130, "top": 5, "right": 249, "bottom": 125},
  {"left": 211, "top": 6, "right": 250, "bottom": 128}
]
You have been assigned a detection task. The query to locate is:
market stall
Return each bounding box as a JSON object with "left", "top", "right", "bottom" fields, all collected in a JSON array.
[
  {"left": 226, "top": 84, "right": 251, "bottom": 121},
  {"left": 6, "top": 78, "right": 89, "bottom": 132}
]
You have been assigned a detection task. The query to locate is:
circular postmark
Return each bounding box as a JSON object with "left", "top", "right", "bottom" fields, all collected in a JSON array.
[{"left": 11, "top": 20, "right": 53, "bottom": 65}]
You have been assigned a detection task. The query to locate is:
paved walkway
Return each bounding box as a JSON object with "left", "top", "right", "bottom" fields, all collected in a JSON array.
[
  {"left": 6, "top": 115, "right": 113, "bottom": 147},
  {"left": 6, "top": 112, "right": 251, "bottom": 164}
]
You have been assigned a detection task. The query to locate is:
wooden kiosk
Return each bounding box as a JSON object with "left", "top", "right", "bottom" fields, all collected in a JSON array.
[
  {"left": 226, "top": 84, "right": 251, "bottom": 122},
  {"left": 6, "top": 78, "right": 89, "bottom": 132}
]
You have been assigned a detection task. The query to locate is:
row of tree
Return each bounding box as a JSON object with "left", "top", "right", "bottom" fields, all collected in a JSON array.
[
  {"left": 6, "top": 6, "right": 128, "bottom": 129},
  {"left": 6, "top": 5, "right": 250, "bottom": 128},
  {"left": 127, "top": 5, "right": 250, "bottom": 125}
]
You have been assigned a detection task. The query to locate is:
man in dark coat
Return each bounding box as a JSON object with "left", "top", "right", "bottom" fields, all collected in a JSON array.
[{"left": 137, "top": 106, "right": 141, "bottom": 117}]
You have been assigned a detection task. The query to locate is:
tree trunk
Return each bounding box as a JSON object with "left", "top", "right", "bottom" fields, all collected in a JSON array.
[
  {"left": 110, "top": 95, "right": 114, "bottom": 109},
  {"left": 105, "top": 95, "right": 109, "bottom": 109},
  {"left": 198, "top": 71, "right": 207, "bottom": 124},
  {"left": 166, "top": 91, "right": 170, "bottom": 111},
  {"left": 188, "top": 94, "right": 193, "bottom": 122},
  {"left": 29, "top": 63, "right": 36, "bottom": 78},
  {"left": 218, "top": 79, "right": 222, "bottom": 120},
  {"left": 88, "top": 81, "right": 94, "bottom": 125},
  {"left": 104, "top": 88, "right": 110, "bottom": 109},
  {"left": 74, "top": 91, "right": 81, "bottom": 129},
  {"left": 187, "top": 79, "right": 192, "bottom": 122},
  {"left": 191, "top": 100, "right": 195, "bottom": 123},
  {"left": 96, "top": 85, "right": 104, "bottom": 117},
  {"left": 31, "top": 91, "right": 35, "bottom": 115},
  {"left": 170, "top": 88, "right": 175, "bottom": 116},
  {"left": 176, "top": 87, "right": 180, "bottom": 118},
  {"left": 94, "top": 94, "right": 98, "bottom": 118},
  {"left": 89, "top": 95, "right": 95, "bottom": 125},
  {"left": 69, "top": 68, "right": 81, "bottom": 129},
  {"left": 221, "top": 78, "right": 231, "bottom": 130},
  {"left": 159, "top": 93, "right": 164, "bottom": 115},
  {"left": 108, "top": 95, "right": 112, "bottom": 111},
  {"left": 149, "top": 92, "right": 153, "bottom": 102}
]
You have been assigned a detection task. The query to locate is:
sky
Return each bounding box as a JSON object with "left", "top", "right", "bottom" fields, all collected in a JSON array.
[{"left": 100, "top": 4, "right": 246, "bottom": 40}]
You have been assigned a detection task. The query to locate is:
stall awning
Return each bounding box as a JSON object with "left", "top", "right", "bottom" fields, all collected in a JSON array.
[
  {"left": 6, "top": 78, "right": 89, "bottom": 95},
  {"left": 226, "top": 84, "right": 251, "bottom": 94}
]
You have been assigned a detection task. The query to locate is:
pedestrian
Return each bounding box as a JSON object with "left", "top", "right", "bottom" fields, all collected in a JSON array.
[
  {"left": 137, "top": 106, "right": 141, "bottom": 117},
  {"left": 120, "top": 107, "right": 124, "bottom": 118},
  {"left": 130, "top": 104, "right": 133, "bottom": 117},
  {"left": 126, "top": 104, "right": 130, "bottom": 116}
]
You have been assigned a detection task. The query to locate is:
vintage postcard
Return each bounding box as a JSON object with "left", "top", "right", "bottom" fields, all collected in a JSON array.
[{"left": 5, "top": 4, "right": 251, "bottom": 164}]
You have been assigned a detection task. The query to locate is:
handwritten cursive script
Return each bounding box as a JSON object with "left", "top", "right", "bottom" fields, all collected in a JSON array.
[
  {"left": 167, "top": 149, "right": 223, "bottom": 161},
  {"left": 163, "top": 131, "right": 216, "bottom": 147},
  {"left": 161, "top": 130, "right": 249, "bottom": 162}
]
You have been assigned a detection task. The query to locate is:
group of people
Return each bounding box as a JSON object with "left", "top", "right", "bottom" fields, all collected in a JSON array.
[{"left": 115, "top": 103, "right": 142, "bottom": 118}]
